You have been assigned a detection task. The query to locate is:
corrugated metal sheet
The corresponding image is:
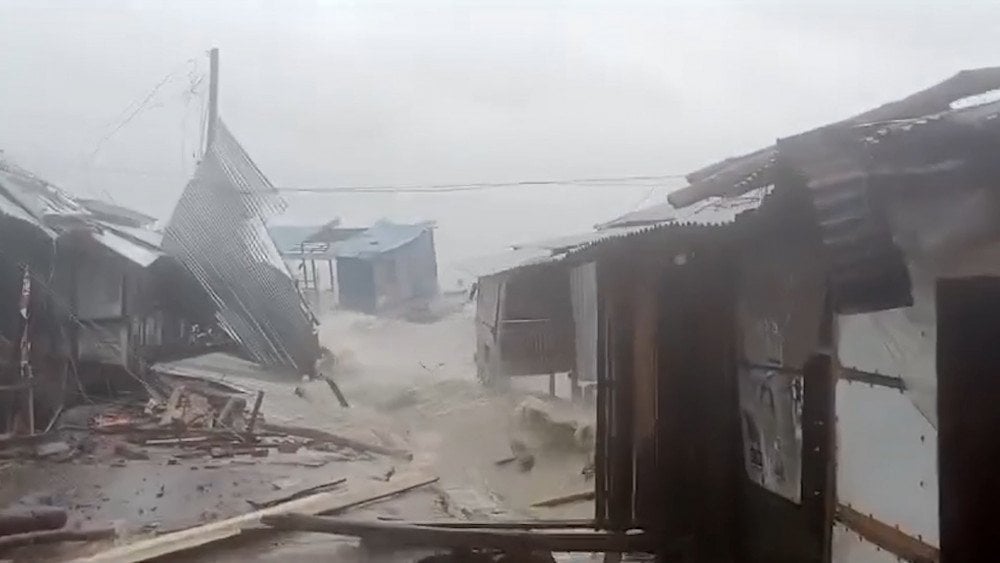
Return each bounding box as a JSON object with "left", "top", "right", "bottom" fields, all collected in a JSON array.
[
  {"left": 163, "top": 119, "right": 319, "bottom": 375},
  {"left": 90, "top": 227, "right": 163, "bottom": 268},
  {"left": 599, "top": 192, "right": 766, "bottom": 229},
  {"left": 334, "top": 220, "right": 435, "bottom": 259}
]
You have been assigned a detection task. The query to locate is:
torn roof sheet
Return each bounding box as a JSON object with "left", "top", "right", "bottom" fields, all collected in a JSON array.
[{"left": 334, "top": 220, "right": 435, "bottom": 259}]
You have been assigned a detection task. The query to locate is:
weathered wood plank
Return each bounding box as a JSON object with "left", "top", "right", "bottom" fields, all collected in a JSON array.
[{"left": 79, "top": 471, "right": 438, "bottom": 562}]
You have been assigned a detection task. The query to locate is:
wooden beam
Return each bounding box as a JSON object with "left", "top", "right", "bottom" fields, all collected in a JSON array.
[
  {"left": 531, "top": 490, "right": 595, "bottom": 508},
  {"left": 261, "top": 422, "right": 410, "bottom": 459},
  {"left": 377, "top": 518, "right": 595, "bottom": 530},
  {"left": 836, "top": 504, "right": 939, "bottom": 563},
  {"left": 0, "top": 527, "right": 115, "bottom": 550},
  {"left": 80, "top": 471, "right": 438, "bottom": 562},
  {"left": 262, "top": 515, "right": 664, "bottom": 553}
]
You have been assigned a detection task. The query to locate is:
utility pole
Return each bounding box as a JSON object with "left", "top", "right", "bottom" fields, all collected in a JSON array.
[{"left": 206, "top": 47, "right": 220, "bottom": 152}]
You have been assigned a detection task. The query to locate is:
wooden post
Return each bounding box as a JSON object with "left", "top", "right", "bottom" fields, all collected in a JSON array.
[
  {"left": 205, "top": 47, "right": 220, "bottom": 151},
  {"left": 548, "top": 373, "right": 556, "bottom": 397},
  {"left": 245, "top": 390, "right": 264, "bottom": 435}
]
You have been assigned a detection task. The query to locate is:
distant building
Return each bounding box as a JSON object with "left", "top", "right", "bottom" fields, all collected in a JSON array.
[{"left": 334, "top": 221, "right": 438, "bottom": 313}]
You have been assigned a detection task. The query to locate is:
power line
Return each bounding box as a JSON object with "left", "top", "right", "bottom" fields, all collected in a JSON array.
[{"left": 273, "top": 173, "right": 687, "bottom": 194}]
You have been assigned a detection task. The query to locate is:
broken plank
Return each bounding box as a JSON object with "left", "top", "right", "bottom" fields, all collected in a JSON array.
[
  {"left": 0, "top": 506, "right": 67, "bottom": 537},
  {"left": 376, "top": 517, "right": 596, "bottom": 530},
  {"left": 261, "top": 516, "right": 660, "bottom": 553},
  {"left": 531, "top": 490, "right": 595, "bottom": 508},
  {"left": 0, "top": 527, "right": 115, "bottom": 551},
  {"left": 261, "top": 423, "right": 411, "bottom": 460},
  {"left": 323, "top": 377, "right": 350, "bottom": 408},
  {"left": 248, "top": 478, "right": 347, "bottom": 509},
  {"left": 79, "top": 471, "right": 438, "bottom": 562}
]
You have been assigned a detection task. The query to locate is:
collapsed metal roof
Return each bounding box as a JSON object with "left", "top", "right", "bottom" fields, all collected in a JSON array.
[
  {"left": 163, "top": 119, "right": 320, "bottom": 375},
  {"left": 0, "top": 159, "right": 165, "bottom": 268}
]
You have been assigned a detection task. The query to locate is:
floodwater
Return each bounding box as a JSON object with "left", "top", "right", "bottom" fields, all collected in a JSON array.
[{"left": 0, "top": 299, "right": 596, "bottom": 561}]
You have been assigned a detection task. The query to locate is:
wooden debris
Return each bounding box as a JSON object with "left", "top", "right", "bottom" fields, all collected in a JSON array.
[
  {"left": 494, "top": 456, "right": 517, "bottom": 466},
  {"left": 323, "top": 377, "right": 349, "bottom": 408},
  {"left": 216, "top": 397, "right": 244, "bottom": 427},
  {"left": 530, "top": 490, "right": 595, "bottom": 508},
  {"left": 261, "top": 423, "right": 411, "bottom": 460},
  {"left": 0, "top": 506, "right": 67, "bottom": 537},
  {"left": 159, "top": 387, "right": 185, "bottom": 426},
  {"left": 0, "top": 526, "right": 115, "bottom": 550},
  {"left": 375, "top": 518, "right": 595, "bottom": 530},
  {"left": 245, "top": 391, "right": 265, "bottom": 435},
  {"left": 248, "top": 478, "right": 347, "bottom": 509},
  {"left": 114, "top": 442, "right": 150, "bottom": 461},
  {"left": 80, "top": 471, "right": 439, "bottom": 562},
  {"left": 261, "top": 515, "right": 657, "bottom": 553},
  {"left": 276, "top": 443, "right": 300, "bottom": 454},
  {"left": 34, "top": 441, "right": 71, "bottom": 459},
  {"left": 143, "top": 436, "right": 211, "bottom": 447}
]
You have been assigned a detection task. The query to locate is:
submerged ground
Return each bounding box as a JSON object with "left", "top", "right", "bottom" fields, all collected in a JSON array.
[{"left": 0, "top": 298, "right": 596, "bottom": 561}]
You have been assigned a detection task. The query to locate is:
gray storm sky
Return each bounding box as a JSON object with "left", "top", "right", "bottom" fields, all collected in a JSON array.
[{"left": 1, "top": 0, "right": 997, "bottom": 285}]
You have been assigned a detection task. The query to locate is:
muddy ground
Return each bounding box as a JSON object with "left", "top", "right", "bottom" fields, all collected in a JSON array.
[{"left": 0, "top": 300, "right": 597, "bottom": 561}]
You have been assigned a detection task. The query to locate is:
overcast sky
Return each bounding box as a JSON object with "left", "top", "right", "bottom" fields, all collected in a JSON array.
[{"left": 1, "top": 1, "right": 997, "bottom": 285}]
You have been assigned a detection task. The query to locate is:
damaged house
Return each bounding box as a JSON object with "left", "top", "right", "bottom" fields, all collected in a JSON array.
[
  {"left": 471, "top": 67, "right": 1000, "bottom": 562},
  {"left": 0, "top": 160, "right": 202, "bottom": 432},
  {"left": 0, "top": 118, "right": 321, "bottom": 434}
]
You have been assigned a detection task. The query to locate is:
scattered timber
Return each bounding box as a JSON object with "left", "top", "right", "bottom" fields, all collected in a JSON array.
[
  {"left": 261, "top": 422, "right": 411, "bottom": 460},
  {"left": 0, "top": 527, "right": 115, "bottom": 551},
  {"left": 261, "top": 515, "right": 660, "bottom": 553},
  {"left": 0, "top": 506, "right": 67, "bottom": 537},
  {"left": 531, "top": 491, "right": 595, "bottom": 508},
  {"left": 80, "top": 471, "right": 439, "bottom": 562}
]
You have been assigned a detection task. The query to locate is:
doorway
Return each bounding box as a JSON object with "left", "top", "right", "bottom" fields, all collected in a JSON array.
[{"left": 937, "top": 277, "right": 1000, "bottom": 562}]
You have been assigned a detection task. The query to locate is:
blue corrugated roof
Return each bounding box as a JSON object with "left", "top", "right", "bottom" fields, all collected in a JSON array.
[
  {"left": 268, "top": 225, "right": 324, "bottom": 253},
  {"left": 334, "top": 220, "right": 434, "bottom": 259}
]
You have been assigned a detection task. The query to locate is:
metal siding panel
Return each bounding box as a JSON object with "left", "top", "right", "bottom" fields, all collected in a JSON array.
[
  {"left": 836, "top": 282, "right": 937, "bottom": 428},
  {"left": 836, "top": 379, "right": 939, "bottom": 547}
]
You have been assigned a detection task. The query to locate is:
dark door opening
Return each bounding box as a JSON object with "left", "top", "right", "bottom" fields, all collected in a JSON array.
[{"left": 937, "top": 276, "right": 1000, "bottom": 562}]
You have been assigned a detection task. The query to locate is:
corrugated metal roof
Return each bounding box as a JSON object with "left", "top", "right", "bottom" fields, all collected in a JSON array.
[
  {"left": 599, "top": 191, "right": 767, "bottom": 229},
  {"left": 163, "top": 119, "right": 319, "bottom": 374},
  {"left": 461, "top": 199, "right": 763, "bottom": 278},
  {"left": 334, "top": 220, "right": 435, "bottom": 259},
  {"left": 668, "top": 67, "right": 1000, "bottom": 209},
  {"left": 269, "top": 225, "right": 324, "bottom": 253},
  {"left": 454, "top": 247, "right": 555, "bottom": 279},
  {"left": 90, "top": 227, "right": 163, "bottom": 268},
  {"left": 0, "top": 160, "right": 166, "bottom": 267}
]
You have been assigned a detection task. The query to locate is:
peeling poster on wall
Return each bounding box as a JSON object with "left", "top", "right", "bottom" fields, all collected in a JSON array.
[{"left": 739, "top": 366, "right": 803, "bottom": 503}]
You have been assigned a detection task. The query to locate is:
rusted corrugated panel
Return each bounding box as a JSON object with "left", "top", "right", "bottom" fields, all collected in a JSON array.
[{"left": 163, "top": 120, "right": 319, "bottom": 375}]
